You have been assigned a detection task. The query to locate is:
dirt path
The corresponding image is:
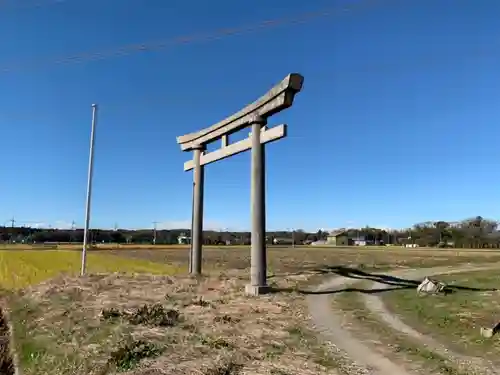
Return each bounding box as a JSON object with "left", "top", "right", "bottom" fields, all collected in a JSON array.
[
  {"left": 308, "top": 275, "right": 412, "bottom": 375},
  {"left": 307, "top": 263, "right": 500, "bottom": 375}
]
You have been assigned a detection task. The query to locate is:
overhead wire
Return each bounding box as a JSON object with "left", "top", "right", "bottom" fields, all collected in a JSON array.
[
  {"left": 1, "top": 48, "right": 499, "bottom": 122},
  {"left": 0, "top": 0, "right": 392, "bottom": 73},
  {"left": 0, "top": 0, "right": 70, "bottom": 10},
  {"left": 1, "top": 37, "right": 499, "bottom": 122},
  {"left": 0, "top": 0, "right": 498, "bottom": 120}
]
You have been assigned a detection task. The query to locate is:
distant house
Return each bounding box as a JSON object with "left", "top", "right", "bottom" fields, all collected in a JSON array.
[
  {"left": 351, "top": 235, "right": 375, "bottom": 246},
  {"left": 311, "top": 240, "right": 327, "bottom": 246},
  {"left": 177, "top": 233, "right": 191, "bottom": 245},
  {"left": 326, "top": 230, "right": 350, "bottom": 246},
  {"left": 273, "top": 237, "right": 294, "bottom": 245}
]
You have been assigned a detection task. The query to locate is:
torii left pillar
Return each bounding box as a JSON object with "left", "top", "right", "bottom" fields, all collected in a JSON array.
[{"left": 190, "top": 145, "right": 205, "bottom": 275}]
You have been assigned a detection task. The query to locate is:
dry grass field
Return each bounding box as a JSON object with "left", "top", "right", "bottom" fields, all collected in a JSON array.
[
  {"left": 5, "top": 242, "right": 500, "bottom": 252},
  {"left": 102, "top": 246, "right": 500, "bottom": 276},
  {"left": 7, "top": 272, "right": 335, "bottom": 375},
  {"left": 3, "top": 246, "right": 500, "bottom": 375}
]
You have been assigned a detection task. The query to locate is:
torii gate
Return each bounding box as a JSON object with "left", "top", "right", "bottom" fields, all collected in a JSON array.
[{"left": 176, "top": 73, "right": 304, "bottom": 295}]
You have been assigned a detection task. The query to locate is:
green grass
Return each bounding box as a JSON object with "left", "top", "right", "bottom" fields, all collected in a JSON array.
[
  {"left": 0, "top": 250, "right": 183, "bottom": 289},
  {"left": 382, "top": 270, "right": 500, "bottom": 361}
]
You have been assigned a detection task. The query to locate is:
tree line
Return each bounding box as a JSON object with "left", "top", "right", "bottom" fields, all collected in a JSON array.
[{"left": 0, "top": 216, "right": 499, "bottom": 248}]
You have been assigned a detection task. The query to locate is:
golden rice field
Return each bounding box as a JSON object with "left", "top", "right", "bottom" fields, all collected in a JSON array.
[{"left": 0, "top": 250, "right": 182, "bottom": 289}]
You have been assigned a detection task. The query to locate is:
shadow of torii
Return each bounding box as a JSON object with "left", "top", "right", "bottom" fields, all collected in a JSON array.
[{"left": 268, "top": 265, "right": 498, "bottom": 295}]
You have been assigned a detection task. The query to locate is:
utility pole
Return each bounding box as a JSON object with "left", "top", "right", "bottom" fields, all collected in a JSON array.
[
  {"left": 70, "top": 220, "right": 76, "bottom": 243},
  {"left": 81, "top": 104, "right": 98, "bottom": 276},
  {"left": 152, "top": 221, "right": 158, "bottom": 245},
  {"left": 113, "top": 222, "right": 119, "bottom": 248},
  {"left": 9, "top": 217, "right": 15, "bottom": 244},
  {"left": 288, "top": 227, "right": 295, "bottom": 248}
]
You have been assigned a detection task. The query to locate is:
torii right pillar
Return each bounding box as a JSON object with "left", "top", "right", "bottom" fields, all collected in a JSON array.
[{"left": 245, "top": 115, "right": 270, "bottom": 296}]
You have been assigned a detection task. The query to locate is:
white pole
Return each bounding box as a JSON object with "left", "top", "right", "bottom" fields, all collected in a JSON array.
[{"left": 81, "top": 104, "right": 98, "bottom": 276}]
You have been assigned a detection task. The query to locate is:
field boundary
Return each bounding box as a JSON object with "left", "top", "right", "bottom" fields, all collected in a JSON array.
[{"left": 4, "top": 243, "right": 500, "bottom": 253}]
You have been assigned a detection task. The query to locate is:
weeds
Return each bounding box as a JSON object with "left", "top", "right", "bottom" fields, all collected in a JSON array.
[
  {"left": 101, "top": 307, "right": 121, "bottom": 320},
  {"left": 200, "top": 337, "right": 234, "bottom": 350},
  {"left": 190, "top": 297, "right": 213, "bottom": 308},
  {"left": 128, "top": 304, "right": 180, "bottom": 327},
  {"left": 214, "top": 315, "right": 240, "bottom": 324},
  {"left": 109, "top": 340, "right": 164, "bottom": 371},
  {"left": 102, "top": 303, "right": 181, "bottom": 327},
  {"left": 270, "top": 370, "right": 291, "bottom": 375},
  {"left": 203, "top": 359, "right": 243, "bottom": 375}
]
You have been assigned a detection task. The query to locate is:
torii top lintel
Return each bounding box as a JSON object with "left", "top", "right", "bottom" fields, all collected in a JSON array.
[{"left": 176, "top": 73, "right": 304, "bottom": 152}]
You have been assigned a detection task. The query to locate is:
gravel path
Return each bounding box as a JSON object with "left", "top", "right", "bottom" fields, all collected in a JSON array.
[{"left": 307, "top": 263, "right": 500, "bottom": 375}]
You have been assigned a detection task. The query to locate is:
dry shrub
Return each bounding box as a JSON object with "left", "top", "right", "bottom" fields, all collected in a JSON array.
[{"left": 102, "top": 304, "right": 181, "bottom": 327}]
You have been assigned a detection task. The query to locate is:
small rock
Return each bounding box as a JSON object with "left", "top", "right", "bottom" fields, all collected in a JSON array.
[
  {"left": 481, "top": 327, "right": 494, "bottom": 338},
  {"left": 416, "top": 277, "right": 447, "bottom": 295}
]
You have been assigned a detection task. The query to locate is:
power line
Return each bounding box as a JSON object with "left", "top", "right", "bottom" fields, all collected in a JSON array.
[
  {"left": 0, "top": 41, "right": 498, "bottom": 123},
  {"left": 0, "top": 0, "right": 70, "bottom": 11},
  {"left": 0, "top": 0, "right": 391, "bottom": 73}
]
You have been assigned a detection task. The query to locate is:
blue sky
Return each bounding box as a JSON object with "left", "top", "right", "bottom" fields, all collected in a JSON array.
[{"left": 1, "top": 0, "right": 499, "bottom": 231}]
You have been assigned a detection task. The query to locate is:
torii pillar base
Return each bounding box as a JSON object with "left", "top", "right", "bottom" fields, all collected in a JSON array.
[{"left": 245, "top": 284, "right": 271, "bottom": 296}]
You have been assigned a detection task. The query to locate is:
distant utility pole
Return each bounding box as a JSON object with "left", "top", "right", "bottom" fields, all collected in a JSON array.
[
  {"left": 70, "top": 220, "right": 76, "bottom": 243},
  {"left": 8, "top": 217, "right": 15, "bottom": 244},
  {"left": 152, "top": 221, "right": 158, "bottom": 245},
  {"left": 288, "top": 227, "right": 295, "bottom": 248},
  {"left": 81, "top": 104, "right": 98, "bottom": 276},
  {"left": 114, "top": 222, "right": 118, "bottom": 231}
]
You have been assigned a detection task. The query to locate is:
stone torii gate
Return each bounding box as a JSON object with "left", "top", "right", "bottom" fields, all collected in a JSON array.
[{"left": 176, "top": 73, "right": 304, "bottom": 295}]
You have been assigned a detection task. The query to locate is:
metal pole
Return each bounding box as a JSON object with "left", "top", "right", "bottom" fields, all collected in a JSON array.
[
  {"left": 81, "top": 104, "right": 98, "bottom": 276},
  {"left": 246, "top": 115, "right": 268, "bottom": 295}
]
